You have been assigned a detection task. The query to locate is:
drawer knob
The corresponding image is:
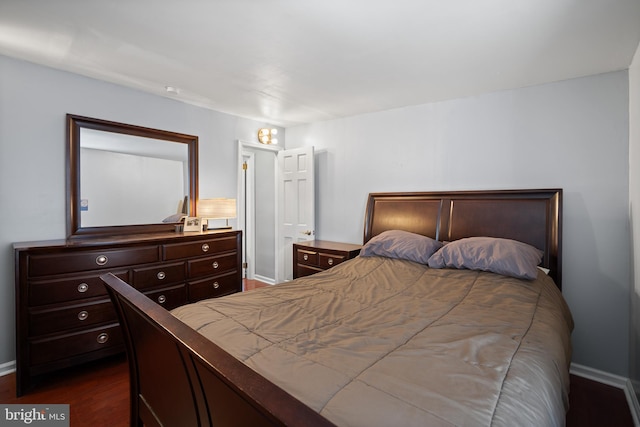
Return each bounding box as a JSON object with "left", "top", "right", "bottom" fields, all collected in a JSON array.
[
  {"left": 157, "top": 271, "right": 166, "bottom": 280},
  {"left": 303, "top": 254, "right": 309, "bottom": 261},
  {"left": 95, "top": 255, "right": 108, "bottom": 266},
  {"left": 328, "top": 258, "right": 334, "bottom": 266},
  {"left": 157, "top": 295, "right": 166, "bottom": 304},
  {"left": 96, "top": 333, "right": 109, "bottom": 344},
  {"left": 202, "top": 243, "right": 210, "bottom": 252},
  {"left": 212, "top": 281, "right": 220, "bottom": 289},
  {"left": 77, "top": 283, "right": 89, "bottom": 293},
  {"left": 212, "top": 261, "right": 219, "bottom": 269},
  {"left": 77, "top": 311, "right": 89, "bottom": 321}
]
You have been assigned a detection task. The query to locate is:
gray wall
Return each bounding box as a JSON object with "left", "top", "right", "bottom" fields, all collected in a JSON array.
[
  {"left": 286, "top": 71, "right": 631, "bottom": 377},
  {"left": 0, "top": 54, "right": 272, "bottom": 366}
]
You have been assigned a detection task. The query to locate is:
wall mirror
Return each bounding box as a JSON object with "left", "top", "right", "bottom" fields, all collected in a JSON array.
[{"left": 67, "top": 114, "right": 198, "bottom": 238}]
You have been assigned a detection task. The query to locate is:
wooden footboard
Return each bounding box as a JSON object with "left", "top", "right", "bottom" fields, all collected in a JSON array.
[{"left": 101, "top": 273, "right": 335, "bottom": 427}]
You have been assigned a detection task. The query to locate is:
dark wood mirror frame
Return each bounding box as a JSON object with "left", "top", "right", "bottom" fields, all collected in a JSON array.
[{"left": 66, "top": 114, "right": 198, "bottom": 238}]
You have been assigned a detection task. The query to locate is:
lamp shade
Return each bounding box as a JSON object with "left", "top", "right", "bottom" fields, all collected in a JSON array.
[{"left": 198, "top": 198, "right": 237, "bottom": 219}]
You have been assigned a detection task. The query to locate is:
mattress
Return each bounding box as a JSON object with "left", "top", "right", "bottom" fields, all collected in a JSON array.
[{"left": 171, "top": 256, "right": 574, "bottom": 427}]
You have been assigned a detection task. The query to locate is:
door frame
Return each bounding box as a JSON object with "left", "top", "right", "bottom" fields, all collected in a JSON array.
[{"left": 237, "top": 140, "right": 281, "bottom": 283}]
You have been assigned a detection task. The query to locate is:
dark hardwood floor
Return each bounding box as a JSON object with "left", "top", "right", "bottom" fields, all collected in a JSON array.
[
  {"left": 1, "top": 280, "right": 634, "bottom": 426},
  {"left": 566, "top": 374, "right": 635, "bottom": 427},
  {"left": 243, "top": 278, "right": 270, "bottom": 291},
  {"left": 0, "top": 355, "right": 129, "bottom": 426}
]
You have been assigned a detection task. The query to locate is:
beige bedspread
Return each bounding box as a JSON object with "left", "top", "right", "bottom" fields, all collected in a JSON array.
[{"left": 171, "top": 256, "right": 574, "bottom": 427}]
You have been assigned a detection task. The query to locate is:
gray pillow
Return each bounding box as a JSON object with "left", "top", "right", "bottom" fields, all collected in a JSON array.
[
  {"left": 427, "top": 237, "right": 543, "bottom": 280},
  {"left": 360, "top": 230, "right": 443, "bottom": 264}
]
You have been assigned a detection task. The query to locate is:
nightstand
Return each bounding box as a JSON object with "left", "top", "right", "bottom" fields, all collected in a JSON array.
[{"left": 293, "top": 240, "right": 362, "bottom": 279}]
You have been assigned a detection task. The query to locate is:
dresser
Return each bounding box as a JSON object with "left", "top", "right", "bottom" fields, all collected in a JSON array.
[
  {"left": 14, "top": 230, "right": 242, "bottom": 396},
  {"left": 293, "top": 240, "right": 362, "bottom": 279}
]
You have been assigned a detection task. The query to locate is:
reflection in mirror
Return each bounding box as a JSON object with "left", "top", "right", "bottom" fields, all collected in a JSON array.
[
  {"left": 67, "top": 114, "right": 198, "bottom": 238},
  {"left": 80, "top": 129, "right": 189, "bottom": 227}
]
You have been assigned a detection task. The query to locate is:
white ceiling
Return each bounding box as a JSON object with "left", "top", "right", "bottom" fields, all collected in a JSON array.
[{"left": 1, "top": 1, "right": 639, "bottom": 127}]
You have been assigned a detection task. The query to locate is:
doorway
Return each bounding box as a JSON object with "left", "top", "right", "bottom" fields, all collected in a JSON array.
[{"left": 237, "top": 140, "right": 280, "bottom": 284}]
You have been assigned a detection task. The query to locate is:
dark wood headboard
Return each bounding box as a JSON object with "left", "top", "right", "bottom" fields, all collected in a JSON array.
[{"left": 363, "top": 189, "right": 563, "bottom": 288}]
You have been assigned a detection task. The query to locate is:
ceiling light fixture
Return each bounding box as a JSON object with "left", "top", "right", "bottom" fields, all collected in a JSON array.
[{"left": 257, "top": 128, "right": 278, "bottom": 145}]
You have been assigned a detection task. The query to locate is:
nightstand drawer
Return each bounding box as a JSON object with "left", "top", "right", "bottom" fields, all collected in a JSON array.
[
  {"left": 296, "top": 264, "right": 323, "bottom": 277},
  {"left": 297, "top": 249, "right": 319, "bottom": 266},
  {"left": 293, "top": 240, "right": 361, "bottom": 279},
  {"left": 319, "top": 253, "right": 346, "bottom": 268}
]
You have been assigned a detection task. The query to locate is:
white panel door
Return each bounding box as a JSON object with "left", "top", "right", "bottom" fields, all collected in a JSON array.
[{"left": 277, "top": 146, "right": 315, "bottom": 282}]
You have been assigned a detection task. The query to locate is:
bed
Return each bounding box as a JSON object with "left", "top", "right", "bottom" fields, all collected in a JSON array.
[{"left": 101, "top": 189, "right": 573, "bottom": 427}]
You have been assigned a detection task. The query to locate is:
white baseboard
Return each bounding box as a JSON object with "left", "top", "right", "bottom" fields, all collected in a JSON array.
[
  {"left": 571, "top": 363, "right": 640, "bottom": 427},
  {"left": 0, "top": 360, "right": 16, "bottom": 377},
  {"left": 254, "top": 274, "right": 276, "bottom": 285}
]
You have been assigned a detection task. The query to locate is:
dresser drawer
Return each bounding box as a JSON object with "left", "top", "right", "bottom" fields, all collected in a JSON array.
[
  {"left": 297, "top": 249, "right": 319, "bottom": 266},
  {"left": 132, "top": 262, "right": 186, "bottom": 290},
  {"left": 28, "top": 246, "right": 159, "bottom": 277},
  {"left": 28, "top": 270, "right": 129, "bottom": 306},
  {"left": 188, "top": 271, "right": 238, "bottom": 302},
  {"left": 29, "top": 323, "right": 123, "bottom": 366},
  {"left": 144, "top": 284, "right": 187, "bottom": 310},
  {"left": 188, "top": 253, "right": 237, "bottom": 279},
  {"left": 28, "top": 299, "right": 116, "bottom": 336},
  {"left": 163, "top": 236, "right": 238, "bottom": 260}
]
